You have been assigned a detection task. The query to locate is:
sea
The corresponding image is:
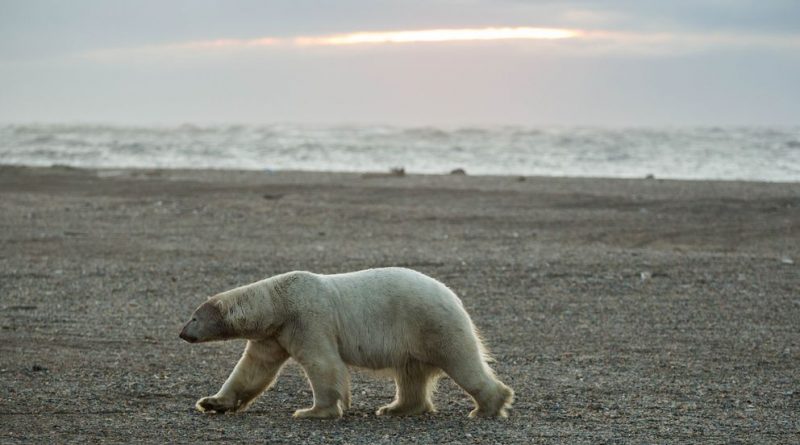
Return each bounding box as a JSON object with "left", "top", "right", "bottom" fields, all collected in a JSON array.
[{"left": 1, "top": 124, "right": 798, "bottom": 182}]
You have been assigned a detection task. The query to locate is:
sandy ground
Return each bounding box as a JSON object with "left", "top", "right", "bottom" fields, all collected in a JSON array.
[{"left": 0, "top": 165, "right": 798, "bottom": 444}]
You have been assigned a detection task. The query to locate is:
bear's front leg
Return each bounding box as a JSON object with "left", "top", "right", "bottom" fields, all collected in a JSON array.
[
  {"left": 293, "top": 355, "right": 351, "bottom": 419},
  {"left": 196, "top": 339, "right": 289, "bottom": 414}
]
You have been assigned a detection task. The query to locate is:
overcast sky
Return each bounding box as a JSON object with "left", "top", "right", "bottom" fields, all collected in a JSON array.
[{"left": 1, "top": 0, "right": 799, "bottom": 126}]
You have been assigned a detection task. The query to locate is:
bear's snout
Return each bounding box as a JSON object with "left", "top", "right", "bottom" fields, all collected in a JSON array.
[{"left": 179, "top": 324, "right": 198, "bottom": 343}]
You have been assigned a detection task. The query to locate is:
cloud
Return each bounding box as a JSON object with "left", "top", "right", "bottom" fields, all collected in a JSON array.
[
  {"left": 78, "top": 25, "right": 800, "bottom": 61},
  {"left": 77, "top": 26, "right": 582, "bottom": 59},
  {"left": 295, "top": 27, "right": 579, "bottom": 45},
  {"left": 3, "top": 0, "right": 800, "bottom": 60}
]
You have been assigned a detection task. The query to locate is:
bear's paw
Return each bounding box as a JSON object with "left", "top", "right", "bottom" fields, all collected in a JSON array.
[{"left": 195, "top": 396, "right": 240, "bottom": 414}]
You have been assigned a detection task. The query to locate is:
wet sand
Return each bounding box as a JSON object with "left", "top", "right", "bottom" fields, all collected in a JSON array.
[{"left": 0, "top": 165, "right": 798, "bottom": 444}]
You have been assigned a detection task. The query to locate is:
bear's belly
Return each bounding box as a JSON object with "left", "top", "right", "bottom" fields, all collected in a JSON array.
[{"left": 337, "top": 338, "right": 413, "bottom": 370}]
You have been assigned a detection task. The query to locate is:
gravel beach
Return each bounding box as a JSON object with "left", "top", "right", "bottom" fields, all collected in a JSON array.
[{"left": 1, "top": 165, "right": 798, "bottom": 444}]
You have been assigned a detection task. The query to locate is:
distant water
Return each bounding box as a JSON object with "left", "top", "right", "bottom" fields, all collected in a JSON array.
[{"left": 1, "top": 124, "right": 798, "bottom": 181}]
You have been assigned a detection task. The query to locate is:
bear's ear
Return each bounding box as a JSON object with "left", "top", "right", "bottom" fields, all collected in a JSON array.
[{"left": 197, "top": 301, "right": 224, "bottom": 321}]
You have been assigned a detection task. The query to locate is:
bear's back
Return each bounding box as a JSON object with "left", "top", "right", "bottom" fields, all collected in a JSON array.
[{"left": 321, "top": 267, "right": 459, "bottom": 307}]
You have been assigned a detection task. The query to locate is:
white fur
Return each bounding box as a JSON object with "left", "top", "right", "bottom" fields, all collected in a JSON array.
[{"left": 192, "top": 267, "right": 513, "bottom": 418}]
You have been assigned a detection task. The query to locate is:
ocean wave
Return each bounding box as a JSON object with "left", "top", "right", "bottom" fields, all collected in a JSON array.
[{"left": 0, "top": 124, "right": 798, "bottom": 181}]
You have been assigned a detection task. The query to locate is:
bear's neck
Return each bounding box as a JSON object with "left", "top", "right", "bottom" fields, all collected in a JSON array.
[{"left": 221, "top": 281, "right": 282, "bottom": 339}]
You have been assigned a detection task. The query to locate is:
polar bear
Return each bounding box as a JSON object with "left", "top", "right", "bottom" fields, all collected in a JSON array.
[{"left": 179, "top": 267, "right": 513, "bottom": 419}]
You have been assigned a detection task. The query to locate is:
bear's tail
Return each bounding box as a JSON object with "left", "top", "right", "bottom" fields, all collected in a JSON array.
[{"left": 472, "top": 325, "right": 498, "bottom": 365}]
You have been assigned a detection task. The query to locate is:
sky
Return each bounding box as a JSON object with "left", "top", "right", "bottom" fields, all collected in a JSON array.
[{"left": 1, "top": 0, "right": 799, "bottom": 126}]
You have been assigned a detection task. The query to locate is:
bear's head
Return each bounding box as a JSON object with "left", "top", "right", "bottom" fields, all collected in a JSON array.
[{"left": 179, "top": 300, "right": 236, "bottom": 343}]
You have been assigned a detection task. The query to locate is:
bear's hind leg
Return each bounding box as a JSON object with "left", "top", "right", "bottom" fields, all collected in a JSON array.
[
  {"left": 376, "top": 361, "right": 441, "bottom": 416},
  {"left": 440, "top": 350, "right": 514, "bottom": 418}
]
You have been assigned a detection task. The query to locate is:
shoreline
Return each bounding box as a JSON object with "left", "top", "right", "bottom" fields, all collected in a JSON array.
[
  {"left": 2, "top": 163, "right": 799, "bottom": 185},
  {"left": 1, "top": 165, "right": 798, "bottom": 443}
]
